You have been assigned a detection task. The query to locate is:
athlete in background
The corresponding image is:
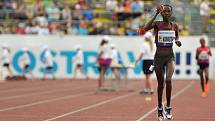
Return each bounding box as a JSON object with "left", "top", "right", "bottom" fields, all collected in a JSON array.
[{"left": 196, "top": 37, "right": 212, "bottom": 97}]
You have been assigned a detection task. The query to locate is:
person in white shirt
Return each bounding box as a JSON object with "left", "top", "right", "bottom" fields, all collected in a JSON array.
[
  {"left": 106, "top": 0, "right": 118, "bottom": 11},
  {"left": 42, "top": 45, "right": 55, "bottom": 80},
  {"left": 110, "top": 44, "right": 121, "bottom": 79},
  {"left": 1, "top": 44, "right": 13, "bottom": 77},
  {"left": 134, "top": 31, "right": 155, "bottom": 95},
  {"left": 97, "top": 35, "right": 112, "bottom": 90},
  {"left": 200, "top": 0, "right": 210, "bottom": 33},
  {"left": 20, "top": 48, "right": 34, "bottom": 79},
  {"left": 109, "top": 43, "right": 123, "bottom": 91},
  {"left": 73, "top": 44, "right": 89, "bottom": 80},
  {"left": 38, "top": 25, "right": 49, "bottom": 36}
]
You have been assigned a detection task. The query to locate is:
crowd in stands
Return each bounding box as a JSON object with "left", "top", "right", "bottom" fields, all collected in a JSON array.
[{"left": 0, "top": 0, "right": 205, "bottom": 36}]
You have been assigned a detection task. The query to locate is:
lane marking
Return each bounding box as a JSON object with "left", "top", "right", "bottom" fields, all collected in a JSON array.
[
  {"left": 44, "top": 91, "right": 138, "bottom": 121},
  {"left": 0, "top": 92, "right": 92, "bottom": 112},
  {"left": 0, "top": 85, "right": 95, "bottom": 100},
  {"left": 136, "top": 81, "right": 194, "bottom": 121},
  {"left": 0, "top": 83, "right": 72, "bottom": 93}
]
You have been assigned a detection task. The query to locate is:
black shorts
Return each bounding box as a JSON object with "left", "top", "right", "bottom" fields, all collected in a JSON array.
[
  {"left": 198, "top": 63, "right": 209, "bottom": 70},
  {"left": 3, "top": 63, "right": 10, "bottom": 67},
  {"left": 24, "top": 65, "right": 30, "bottom": 70},
  {"left": 24, "top": 64, "right": 31, "bottom": 72},
  {"left": 76, "top": 64, "right": 83, "bottom": 68},
  {"left": 154, "top": 51, "right": 175, "bottom": 70},
  {"left": 46, "top": 66, "right": 53, "bottom": 70},
  {"left": 142, "top": 60, "right": 154, "bottom": 74}
]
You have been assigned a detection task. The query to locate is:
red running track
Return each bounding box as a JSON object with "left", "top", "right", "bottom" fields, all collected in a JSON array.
[{"left": 0, "top": 79, "right": 214, "bottom": 121}]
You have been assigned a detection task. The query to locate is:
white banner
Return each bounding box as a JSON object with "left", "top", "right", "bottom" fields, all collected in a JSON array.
[{"left": 0, "top": 35, "right": 214, "bottom": 80}]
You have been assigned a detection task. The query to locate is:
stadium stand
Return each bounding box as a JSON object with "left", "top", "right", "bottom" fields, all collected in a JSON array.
[{"left": 0, "top": 0, "right": 212, "bottom": 36}]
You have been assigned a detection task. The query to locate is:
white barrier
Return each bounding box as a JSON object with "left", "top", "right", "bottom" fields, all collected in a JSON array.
[{"left": 0, "top": 35, "right": 214, "bottom": 80}]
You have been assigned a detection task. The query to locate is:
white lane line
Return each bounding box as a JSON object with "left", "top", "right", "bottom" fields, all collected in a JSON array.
[
  {"left": 0, "top": 85, "right": 95, "bottom": 100},
  {"left": 136, "top": 81, "right": 194, "bottom": 121},
  {"left": 0, "top": 83, "right": 71, "bottom": 93},
  {"left": 0, "top": 92, "right": 92, "bottom": 112},
  {"left": 43, "top": 91, "right": 138, "bottom": 121}
]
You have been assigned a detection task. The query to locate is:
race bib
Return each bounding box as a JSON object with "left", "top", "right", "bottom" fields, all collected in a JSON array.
[
  {"left": 158, "top": 31, "right": 175, "bottom": 44},
  {"left": 199, "top": 52, "right": 209, "bottom": 60}
]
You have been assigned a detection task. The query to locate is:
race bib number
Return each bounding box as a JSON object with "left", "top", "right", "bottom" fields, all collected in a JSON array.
[
  {"left": 199, "top": 52, "right": 209, "bottom": 60},
  {"left": 158, "top": 31, "right": 175, "bottom": 44}
]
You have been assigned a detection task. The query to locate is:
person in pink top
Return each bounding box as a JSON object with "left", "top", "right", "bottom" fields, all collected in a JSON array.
[{"left": 195, "top": 37, "right": 212, "bottom": 97}]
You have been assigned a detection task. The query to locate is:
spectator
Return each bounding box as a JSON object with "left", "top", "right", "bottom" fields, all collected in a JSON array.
[
  {"left": 77, "top": 21, "right": 89, "bottom": 35},
  {"left": 38, "top": 25, "right": 49, "bottom": 36},
  {"left": 49, "top": 22, "right": 61, "bottom": 35},
  {"left": 83, "top": 6, "right": 94, "bottom": 21},
  {"left": 45, "top": 3, "right": 61, "bottom": 22},
  {"left": 4, "top": 0, "right": 13, "bottom": 9},
  {"left": 61, "top": 5, "right": 72, "bottom": 20},
  {"left": 16, "top": 23, "right": 26, "bottom": 34},
  {"left": 200, "top": 0, "right": 210, "bottom": 33},
  {"left": 33, "top": 12, "right": 48, "bottom": 27},
  {"left": 33, "top": 0, "right": 45, "bottom": 16},
  {"left": 73, "top": 4, "right": 83, "bottom": 21},
  {"left": 131, "top": 0, "right": 144, "bottom": 13},
  {"left": 14, "top": 4, "right": 28, "bottom": 20},
  {"left": 124, "top": 0, "right": 132, "bottom": 13},
  {"left": 25, "top": 22, "right": 39, "bottom": 34},
  {"left": 67, "top": 23, "right": 78, "bottom": 35},
  {"left": 106, "top": 0, "right": 118, "bottom": 11}
]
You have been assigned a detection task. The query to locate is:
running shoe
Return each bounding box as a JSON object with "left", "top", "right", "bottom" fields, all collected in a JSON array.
[
  {"left": 164, "top": 106, "right": 173, "bottom": 120},
  {"left": 157, "top": 107, "right": 165, "bottom": 121},
  {"left": 139, "top": 89, "right": 149, "bottom": 95},
  {"left": 149, "top": 89, "right": 154, "bottom": 94},
  {"left": 200, "top": 91, "right": 206, "bottom": 97}
]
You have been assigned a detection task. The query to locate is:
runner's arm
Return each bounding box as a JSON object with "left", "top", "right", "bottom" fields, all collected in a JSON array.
[
  {"left": 137, "top": 6, "right": 162, "bottom": 34},
  {"left": 175, "top": 24, "right": 181, "bottom": 47}
]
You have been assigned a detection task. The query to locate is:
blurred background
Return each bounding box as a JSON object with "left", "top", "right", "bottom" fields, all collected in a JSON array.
[
  {"left": 0, "top": 0, "right": 214, "bottom": 80},
  {"left": 0, "top": 0, "right": 214, "bottom": 36}
]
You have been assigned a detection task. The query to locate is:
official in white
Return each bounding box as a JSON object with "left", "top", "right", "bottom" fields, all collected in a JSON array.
[
  {"left": 1, "top": 44, "right": 13, "bottom": 78},
  {"left": 42, "top": 45, "right": 55, "bottom": 80},
  {"left": 73, "top": 44, "right": 89, "bottom": 80},
  {"left": 110, "top": 44, "right": 121, "bottom": 78},
  {"left": 134, "top": 31, "right": 155, "bottom": 95},
  {"left": 20, "top": 48, "right": 34, "bottom": 79},
  {"left": 97, "top": 35, "right": 112, "bottom": 90},
  {"left": 110, "top": 44, "right": 122, "bottom": 91}
]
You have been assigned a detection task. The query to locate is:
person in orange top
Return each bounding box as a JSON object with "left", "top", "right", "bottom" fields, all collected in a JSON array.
[{"left": 195, "top": 37, "right": 212, "bottom": 97}]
